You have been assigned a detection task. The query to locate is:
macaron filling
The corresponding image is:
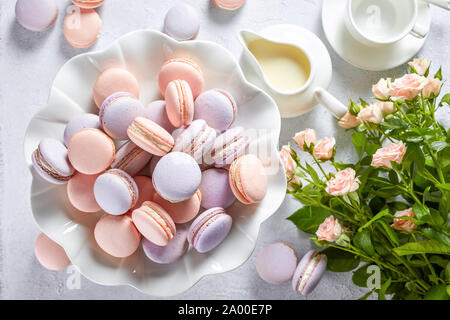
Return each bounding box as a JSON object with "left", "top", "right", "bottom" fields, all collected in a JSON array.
[
  {"left": 189, "top": 208, "right": 225, "bottom": 246},
  {"left": 175, "top": 81, "right": 186, "bottom": 125},
  {"left": 230, "top": 157, "right": 250, "bottom": 203},
  {"left": 129, "top": 122, "right": 173, "bottom": 153},
  {"left": 211, "top": 134, "right": 249, "bottom": 164},
  {"left": 295, "top": 251, "right": 322, "bottom": 294},
  {"left": 112, "top": 145, "right": 146, "bottom": 171},
  {"left": 107, "top": 169, "right": 138, "bottom": 208},
  {"left": 185, "top": 125, "right": 215, "bottom": 156},
  {"left": 33, "top": 147, "right": 73, "bottom": 182},
  {"left": 141, "top": 203, "right": 175, "bottom": 241}
]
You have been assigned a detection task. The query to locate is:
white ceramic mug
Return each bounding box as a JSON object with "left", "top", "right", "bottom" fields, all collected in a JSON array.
[{"left": 344, "top": 0, "right": 428, "bottom": 47}]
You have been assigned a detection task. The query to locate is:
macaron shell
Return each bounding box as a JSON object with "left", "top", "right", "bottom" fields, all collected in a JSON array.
[
  {"left": 158, "top": 58, "right": 204, "bottom": 98},
  {"left": 93, "top": 68, "right": 140, "bottom": 108},
  {"left": 72, "top": 0, "right": 105, "bottom": 9},
  {"left": 63, "top": 113, "right": 101, "bottom": 146},
  {"left": 133, "top": 176, "right": 155, "bottom": 209},
  {"left": 94, "top": 214, "right": 141, "bottom": 258},
  {"left": 148, "top": 156, "right": 161, "bottom": 177},
  {"left": 127, "top": 117, "right": 174, "bottom": 156},
  {"left": 111, "top": 141, "right": 152, "bottom": 176},
  {"left": 67, "top": 172, "right": 101, "bottom": 213},
  {"left": 165, "top": 80, "right": 194, "bottom": 128},
  {"left": 34, "top": 233, "right": 70, "bottom": 271},
  {"left": 145, "top": 100, "right": 176, "bottom": 133},
  {"left": 164, "top": 3, "right": 200, "bottom": 41},
  {"left": 142, "top": 223, "right": 189, "bottom": 264},
  {"left": 132, "top": 201, "right": 176, "bottom": 246},
  {"left": 214, "top": 0, "right": 246, "bottom": 10},
  {"left": 68, "top": 128, "right": 115, "bottom": 175},
  {"left": 255, "top": 242, "right": 298, "bottom": 284},
  {"left": 63, "top": 8, "right": 102, "bottom": 48},
  {"left": 199, "top": 168, "right": 235, "bottom": 209},
  {"left": 230, "top": 154, "right": 267, "bottom": 204},
  {"left": 209, "top": 126, "right": 249, "bottom": 167},
  {"left": 292, "top": 250, "right": 327, "bottom": 295},
  {"left": 194, "top": 89, "right": 236, "bottom": 132},
  {"left": 190, "top": 211, "right": 232, "bottom": 253},
  {"left": 15, "top": 0, "right": 58, "bottom": 31},
  {"left": 153, "top": 191, "right": 201, "bottom": 224}
]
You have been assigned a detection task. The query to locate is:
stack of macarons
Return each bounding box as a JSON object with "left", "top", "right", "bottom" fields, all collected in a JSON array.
[
  {"left": 255, "top": 243, "right": 328, "bottom": 296},
  {"left": 32, "top": 56, "right": 268, "bottom": 267}
]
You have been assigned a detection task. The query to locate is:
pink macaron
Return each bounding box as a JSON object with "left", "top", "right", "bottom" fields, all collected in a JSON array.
[
  {"left": 68, "top": 128, "right": 115, "bottom": 175},
  {"left": 111, "top": 141, "right": 152, "bottom": 176},
  {"left": 34, "top": 233, "right": 70, "bottom": 271},
  {"left": 213, "top": 0, "right": 246, "bottom": 10},
  {"left": 94, "top": 213, "right": 141, "bottom": 258},
  {"left": 158, "top": 58, "right": 204, "bottom": 98},
  {"left": 132, "top": 201, "right": 176, "bottom": 246},
  {"left": 153, "top": 190, "right": 201, "bottom": 224},
  {"left": 133, "top": 176, "right": 155, "bottom": 209},
  {"left": 63, "top": 8, "right": 102, "bottom": 48},
  {"left": 255, "top": 242, "right": 298, "bottom": 284},
  {"left": 229, "top": 154, "right": 268, "bottom": 204},
  {"left": 93, "top": 68, "right": 140, "bottom": 108},
  {"left": 72, "top": 0, "right": 105, "bottom": 9},
  {"left": 127, "top": 117, "right": 174, "bottom": 156},
  {"left": 165, "top": 80, "right": 195, "bottom": 128},
  {"left": 67, "top": 172, "right": 102, "bottom": 213}
]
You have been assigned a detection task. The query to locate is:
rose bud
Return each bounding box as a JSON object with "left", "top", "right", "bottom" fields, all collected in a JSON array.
[
  {"left": 316, "top": 216, "right": 345, "bottom": 242},
  {"left": 325, "top": 168, "right": 360, "bottom": 196},
  {"left": 357, "top": 104, "right": 383, "bottom": 124},
  {"left": 313, "top": 137, "right": 335, "bottom": 160},
  {"left": 388, "top": 74, "right": 429, "bottom": 101},
  {"left": 294, "top": 128, "right": 317, "bottom": 150},
  {"left": 372, "top": 78, "right": 391, "bottom": 100},
  {"left": 408, "top": 58, "right": 430, "bottom": 76},
  {"left": 392, "top": 208, "right": 416, "bottom": 232},
  {"left": 371, "top": 142, "right": 407, "bottom": 169},
  {"left": 422, "top": 78, "right": 441, "bottom": 99}
]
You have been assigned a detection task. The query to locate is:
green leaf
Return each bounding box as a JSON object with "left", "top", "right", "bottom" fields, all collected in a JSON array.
[
  {"left": 351, "top": 131, "right": 367, "bottom": 158},
  {"left": 354, "top": 230, "right": 375, "bottom": 256},
  {"left": 439, "top": 93, "right": 450, "bottom": 106},
  {"left": 322, "top": 247, "right": 360, "bottom": 272},
  {"left": 412, "top": 203, "right": 430, "bottom": 220},
  {"left": 286, "top": 206, "right": 331, "bottom": 234},
  {"left": 393, "top": 240, "right": 450, "bottom": 256},
  {"left": 437, "top": 183, "right": 450, "bottom": 191},
  {"left": 377, "top": 220, "right": 400, "bottom": 246},
  {"left": 445, "top": 262, "right": 450, "bottom": 281},
  {"left": 429, "top": 255, "right": 449, "bottom": 268},
  {"left": 377, "top": 277, "right": 392, "bottom": 300},
  {"left": 352, "top": 264, "right": 371, "bottom": 287},
  {"left": 430, "top": 141, "right": 449, "bottom": 153},
  {"left": 365, "top": 143, "right": 380, "bottom": 156},
  {"left": 358, "top": 291, "right": 373, "bottom": 300},
  {"left": 306, "top": 162, "right": 321, "bottom": 184},
  {"left": 424, "top": 284, "right": 448, "bottom": 300},
  {"left": 434, "top": 67, "right": 442, "bottom": 80},
  {"left": 421, "top": 228, "right": 450, "bottom": 247},
  {"left": 403, "top": 143, "right": 425, "bottom": 174},
  {"left": 359, "top": 209, "right": 390, "bottom": 232}
]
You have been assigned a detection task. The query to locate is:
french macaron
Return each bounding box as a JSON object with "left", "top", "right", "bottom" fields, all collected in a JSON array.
[
  {"left": 148, "top": 156, "right": 161, "bottom": 177},
  {"left": 143, "top": 223, "right": 189, "bottom": 264},
  {"left": 111, "top": 141, "right": 152, "bottom": 176},
  {"left": 207, "top": 126, "right": 249, "bottom": 168},
  {"left": 72, "top": 0, "right": 105, "bottom": 9},
  {"left": 93, "top": 68, "right": 140, "bottom": 108},
  {"left": 94, "top": 213, "right": 141, "bottom": 258},
  {"left": 188, "top": 207, "right": 232, "bottom": 253},
  {"left": 165, "top": 80, "right": 195, "bottom": 128},
  {"left": 133, "top": 176, "right": 155, "bottom": 209},
  {"left": 67, "top": 172, "right": 101, "bottom": 213},
  {"left": 63, "top": 113, "right": 101, "bottom": 146},
  {"left": 173, "top": 119, "right": 216, "bottom": 163},
  {"left": 132, "top": 201, "right": 176, "bottom": 246},
  {"left": 63, "top": 8, "right": 102, "bottom": 48},
  {"left": 15, "top": 0, "right": 58, "bottom": 32},
  {"left": 229, "top": 154, "right": 268, "bottom": 204},
  {"left": 94, "top": 169, "right": 138, "bottom": 215},
  {"left": 153, "top": 190, "right": 201, "bottom": 224},
  {"left": 127, "top": 117, "right": 174, "bottom": 156},
  {"left": 194, "top": 89, "right": 237, "bottom": 132},
  {"left": 213, "top": 0, "right": 246, "bottom": 10},
  {"left": 158, "top": 58, "right": 204, "bottom": 98},
  {"left": 292, "top": 250, "right": 327, "bottom": 295},
  {"left": 68, "top": 128, "right": 115, "bottom": 175},
  {"left": 32, "top": 138, "right": 75, "bottom": 184},
  {"left": 99, "top": 92, "right": 145, "bottom": 140},
  {"left": 144, "top": 100, "right": 176, "bottom": 133},
  {"left": 199, "top": 168, "right": 235, "bottom": 209},
  {"left": 164, "top": 3, "right": 200, "bottom": 41},
  {"left": 171, "top": 127, "right": 185, "bottom": 140},
  {"left": 255, "top": 242, "right": 298, "bottom": 284},
  {"left": 34, "top": 233, "right": 70, "bottom": 271},
  {"left": 152, "top": 152, "right": 201, "bottom": 203}
]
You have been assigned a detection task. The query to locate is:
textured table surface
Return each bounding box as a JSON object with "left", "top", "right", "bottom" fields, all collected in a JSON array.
[{"left": 0, "top": 0, "right": 449, "bottom": 299}]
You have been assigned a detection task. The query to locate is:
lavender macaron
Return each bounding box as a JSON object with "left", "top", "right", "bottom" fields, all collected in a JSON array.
[
  {"left": 199, "top": 168, "right": 235, "bottom": 209},
  {"left": 207, "top": 126, "right": 250, "bottom": 167},
  {"left": 164, "top": 3, "right": 200, "bottom": 41},
  {"left": 100, "top": 92, "right": 144, "bottom": 140},
  {"left": 152, "top": 152, "right": 201, "bottom": 203},
  {"left": 188, "top": 207, "right": 232, "bottom": 253},
  {"left": 32, "top": 138, "right": 75, "bottom": 184},
  {"left": 194, "top": 89, "right": 237, "bottom": 132},
  {"left": 292, "top": 250, "right": 327, "bottom": 295},
  {"left": 143, "top": 223, "right": 189, "bottom": 264},
  {"left": 144, "top": 100, "right": 176, "bottom": 133},
  {"left": 255, "top": 242, "right": 298, "bottom": 284},
  {"left": 173, "top": 119, "right": 216, "bottom": 163},
  {"left": 63, "top": 113, "right": 101, "bottom": 146},
  {"left": 94, "top": 169, "right": 139, "bottom": 215}
]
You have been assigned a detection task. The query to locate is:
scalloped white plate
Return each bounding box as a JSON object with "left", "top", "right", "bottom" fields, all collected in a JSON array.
[{"left": 23, "top": 30, "right": 286, "bottom": 296}]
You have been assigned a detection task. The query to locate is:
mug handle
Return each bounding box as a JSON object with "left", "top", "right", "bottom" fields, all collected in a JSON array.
[
  {"left": 410, "top": 22, "right": 428, "bottom": 39},
  {"left": 314, "top": 88, "right": 348, "bottom": 119}
]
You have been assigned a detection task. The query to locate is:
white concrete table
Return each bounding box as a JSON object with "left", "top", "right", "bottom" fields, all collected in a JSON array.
[{"left": 0, "top": 0, "right": 448, "bottom": 299}]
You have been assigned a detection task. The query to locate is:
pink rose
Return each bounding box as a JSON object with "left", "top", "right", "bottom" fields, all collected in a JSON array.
[
  {"left": 392, "top": 208, "right": 416, "bottom": 232},
  {"left": 316, "top": 216, "right": 345, "bottom": 242},
  {"left": 376, "top": 101, "right": 396, "bottom": 116},
  {"left": 408, "top": 58, "right": 430, "bottom": 76},
  {"left": 372, "top": 78, "right": 391, "bottom": 100},
  {"left": 389, "top": 74, "right": 429, "bottom": 101},
  {"left": 280, "top": 145, "right": 300, "bottom": 189},
  {"left": 338, "top": 111, "right": 360, "bottom": 129},
  {"left": 357, "top": 104, "right": 383, "bottom": 124},
  {"left": 313, "top": 137, "right": 335, "bottom": 160},
  {"left": 422, "top": 78, "right": 441, "bottom": 98},
  {"left": 325, "top": 168, "right": 360, "bottom": 196},
  {"left": 294, "top": 128, "right": 317, "bottom": 150},
  {"left": 371, "top": 142, "right": 407, "bottom": 169}
]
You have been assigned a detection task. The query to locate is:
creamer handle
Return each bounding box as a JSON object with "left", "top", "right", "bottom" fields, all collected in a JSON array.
[{"left": 314, "top": 87, "right": 348, "bottom": 119}]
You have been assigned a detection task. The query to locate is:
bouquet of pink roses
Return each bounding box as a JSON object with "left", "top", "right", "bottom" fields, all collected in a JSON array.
[{"left": 283, "top": 58, "right": 449, "bottom": 300}]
